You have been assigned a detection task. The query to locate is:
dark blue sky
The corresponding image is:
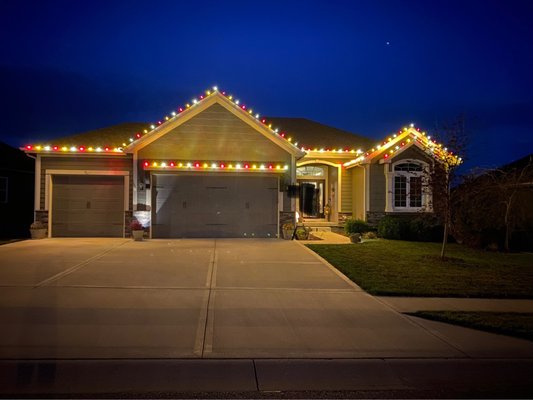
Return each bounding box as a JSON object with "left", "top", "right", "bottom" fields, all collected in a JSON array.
[{"left": 1, "top": 0, "right": 531, "bottom": 169}]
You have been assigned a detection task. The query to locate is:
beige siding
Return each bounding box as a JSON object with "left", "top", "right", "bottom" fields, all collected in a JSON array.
[
  {"left": 391, "top": 145, "right": 434, "bottom": 164},
  {"left": 340, "top": 167, "right": 352, "bottom": 212},
  {"left": 368, "top": 162, "right": 386, "bottom": 212},
  {"left": 351, "top": 166, "right": 365, "bottom": 220},
  {"left": 139, "top": 103, "right": 291, "bottom": 163},
  {"left": 40, "top": 155, "right": 133, "bottom": 210}
]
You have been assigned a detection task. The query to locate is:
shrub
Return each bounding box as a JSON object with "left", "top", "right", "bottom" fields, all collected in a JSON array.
[
  {"left": 344, "top": 218, "right": 371, "bottom": 235},
  {"left": 408, "top": 215, "right": 443, "bottom": 242},
  {"left": 377, "top": 216, "right": 405, "bottom": 239}
]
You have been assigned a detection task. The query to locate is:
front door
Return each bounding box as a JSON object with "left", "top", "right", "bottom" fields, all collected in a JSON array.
[{"left": 298, "top": 180, "right": 325, "bottom": 218}]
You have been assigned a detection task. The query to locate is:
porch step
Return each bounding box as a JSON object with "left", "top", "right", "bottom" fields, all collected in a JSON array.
[{"left": 310, "top": 227, "right": 332, "bottom": 232}]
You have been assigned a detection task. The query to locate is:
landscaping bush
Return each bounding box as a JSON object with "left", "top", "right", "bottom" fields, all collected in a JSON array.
[
  {"left": 377, "top": 216, "right": 405, "bottom": 240},
  {"left": 344, "top": 218, "right": 371, "bottom": 235},
  {"left": 378, "top": 215, "right": 443, "bottom": 242},
  {"left": 408, "top": 215, "right": 443, "bottom": 242}
]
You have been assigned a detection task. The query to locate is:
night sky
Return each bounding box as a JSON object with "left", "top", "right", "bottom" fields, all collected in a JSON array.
[{"left": 1, "top": 0, "right": 531, "bottom": 169}]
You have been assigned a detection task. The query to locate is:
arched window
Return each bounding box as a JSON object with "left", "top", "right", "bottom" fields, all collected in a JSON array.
[
  {"left": 392, "top": 160, "right": 427, "bottom": 210},
  {"left": 296, "top": 165, "right": 326, "bottom": 177}
]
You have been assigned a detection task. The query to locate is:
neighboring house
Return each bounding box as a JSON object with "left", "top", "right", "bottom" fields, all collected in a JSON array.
[
  {"left": 0, "top": 141, "right": 34, "bottom": 238},
  {"left": 23, "top": 88, "right": 458, "bottom": 238}
]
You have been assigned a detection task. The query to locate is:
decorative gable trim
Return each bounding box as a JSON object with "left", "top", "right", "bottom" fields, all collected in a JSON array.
[
  {"left": 344, "top": 126, "right": 461, "bottom": 169},
  {"left": 125, "top": 91, "right": 305, "bottom": 157}
]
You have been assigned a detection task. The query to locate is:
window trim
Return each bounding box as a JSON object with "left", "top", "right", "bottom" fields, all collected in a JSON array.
[{"left": 390, "top": 159, "right": 430, "bottom": 212}]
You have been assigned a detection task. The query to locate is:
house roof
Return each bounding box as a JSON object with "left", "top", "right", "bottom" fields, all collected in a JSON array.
[
  {"left": 46, "top": 122, "right": 149, "bottom": 148},
  {"left": 266, "top": 118, "right": 374, "bottom": 151},
  {"left": 26, "top": 118, "right": 375, "bottom": 153},
  {"left": 21, "top": 86, "right": 460, "bottom": 165}
]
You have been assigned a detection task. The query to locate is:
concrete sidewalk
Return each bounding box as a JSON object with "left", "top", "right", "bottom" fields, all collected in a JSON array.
[
  {"left": 377, "top": 296, "right": 533, "bottom": 313},
  {"left": 1, "top": 359, "right": 532, "bottom": 397}
]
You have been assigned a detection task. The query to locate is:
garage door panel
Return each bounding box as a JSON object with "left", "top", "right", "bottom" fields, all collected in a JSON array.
[
  {"left": 52, "top": 175, "right": 124, "bottom": 237},
  {"left": 153, "top": 174, "right": 278, "bottom": 238}
]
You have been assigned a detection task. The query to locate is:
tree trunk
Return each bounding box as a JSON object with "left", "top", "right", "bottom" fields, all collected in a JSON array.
[
  {"left": 441, "top": 222, "right": 448, "bottom": 259},
  {"left": 440, "top": 174, "right": 451, "bottom": 260},
  {"left": 503, "top": 193, "right": 515, "bottom": 252}
]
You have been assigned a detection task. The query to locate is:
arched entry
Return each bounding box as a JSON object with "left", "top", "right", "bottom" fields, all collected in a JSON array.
[{"left": 297, "top": 165, "right": 327, "bottom": 218}]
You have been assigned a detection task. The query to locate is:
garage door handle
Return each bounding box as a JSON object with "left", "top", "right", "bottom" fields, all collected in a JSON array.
[
  {"left": 182, "top": 201, "right": 187, "bottom": 209},
  {"left": 86, "top": 201, "right": 91, "bottom": 209},
  {"left": 245, "top": 202, "right": 250, "bottom": 209}
]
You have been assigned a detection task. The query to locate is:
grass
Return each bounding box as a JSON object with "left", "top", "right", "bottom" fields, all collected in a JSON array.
[
  {"left": 407, "top": 311, "right": 533, "bottom": 341},
  {"left": 307, "top": 239, "right": 533, "bottom": 298}
]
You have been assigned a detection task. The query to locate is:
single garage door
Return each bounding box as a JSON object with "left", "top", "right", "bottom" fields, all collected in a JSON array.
[
  {"left": 152, "top": 174, "right": 278, "bottom": 238},
  {"left": 52, "top": 175, "right": 124, "bottom": 237}
]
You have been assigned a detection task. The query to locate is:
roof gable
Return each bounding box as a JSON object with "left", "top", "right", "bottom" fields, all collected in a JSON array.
[
  {"left": 344, "top": 126, "right": 462, "bottom": 168},
  {"left": 126, "top": 90, "right": 304, "bottom": 157}
]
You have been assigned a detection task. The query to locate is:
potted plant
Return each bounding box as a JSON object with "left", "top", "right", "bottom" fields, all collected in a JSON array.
[
  {"left": 281, "top": 222, "right": 295, "bottom": 240},
  {"left": 130, "top": 220, "right": 145, "bottom": 241},
  {"left": 30, "top": 221, "right": 47, "bottom": 239},
  {"left": 295, "top": 225, "right": 311, "bottom": 240}
]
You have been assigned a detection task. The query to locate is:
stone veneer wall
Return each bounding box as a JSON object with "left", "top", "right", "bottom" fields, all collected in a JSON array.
[
  {"left": 366, "top": 211, "right": 386, "bottom": 227},
  {"left": 35, "top": 210, "right": 49, "bottom": 224},
  {"left": 337, "top": 212, "right": 352, "bottom": 225},
  {"left": 366, "top": 211, "right": 429, "bottom": 227}
]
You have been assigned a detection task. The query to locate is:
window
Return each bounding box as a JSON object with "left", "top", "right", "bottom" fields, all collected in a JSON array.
[
  {"left": 296, "top": 165, "right": 326, "bottom": 177},
  {"left": 0, "top": 177, "right": 7, "bottom": 203},
  {"left": 394, "top": 176, "right": 407, "bottom": 207},
  {"left": 391, "top": 161, "right": 427, "bottom": 211}
]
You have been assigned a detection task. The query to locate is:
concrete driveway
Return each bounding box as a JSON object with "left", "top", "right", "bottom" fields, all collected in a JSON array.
[{"left": 1, "top": 238, "right": 533, "bottom": 359}]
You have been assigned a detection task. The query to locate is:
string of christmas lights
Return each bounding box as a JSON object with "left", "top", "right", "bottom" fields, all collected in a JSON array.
[
  {"left": 343, "top": 125, "right": 462, "bottom": 167},
  {"left": 22, "top": 86, "right": 461, "bottom": 166},
  {"left": 143, "top": 160, "right": 289, "bottom": 171}
]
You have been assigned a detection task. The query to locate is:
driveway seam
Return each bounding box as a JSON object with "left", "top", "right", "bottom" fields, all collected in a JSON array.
[
  {"left": 201, "top": 239, "right": 218, "bottom": 357},
  {"left": 33, "top": 240, "right": 129, "bottom": 288}
]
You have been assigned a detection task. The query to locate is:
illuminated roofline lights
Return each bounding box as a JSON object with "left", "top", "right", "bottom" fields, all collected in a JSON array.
[
  {"left": 143, "top": 160, "right": 289, "bottom": 172},
  {"left": 343, "top": 125, "right": 462, "bottom": 167}
]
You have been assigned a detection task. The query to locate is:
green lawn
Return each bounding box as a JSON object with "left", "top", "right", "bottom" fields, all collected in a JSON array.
[
  {"left": 408, "top": 311, "right": 533, "bottom": 341},
  {"left": 307, "top": 240, "right": 533, "bottom": 298}
]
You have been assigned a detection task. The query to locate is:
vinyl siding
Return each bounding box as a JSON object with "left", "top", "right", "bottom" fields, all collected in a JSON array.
[
  {"left": 138, "top": 103, "right": 291, "bottom": 163},
  {"left": 340, "top": 167, "right": 352, "bottom": 212},
  {"left": 40, "top": 155, "right": 133, "bottom": 210}
]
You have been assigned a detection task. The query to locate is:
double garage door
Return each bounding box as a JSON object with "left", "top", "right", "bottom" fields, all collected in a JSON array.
[
  {"left": 152, "top": 174, "right": 278, "bottom": 238},
  {"left": 51, "top": 175, "right": 124, "bottom": 237}
]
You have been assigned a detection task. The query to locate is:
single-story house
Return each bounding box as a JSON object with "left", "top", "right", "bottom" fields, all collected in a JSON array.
[{"left": 23, "top": 87, "right": 459, "bottom": 238}]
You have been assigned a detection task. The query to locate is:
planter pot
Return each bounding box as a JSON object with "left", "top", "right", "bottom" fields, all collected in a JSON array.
[
  {"left": 282, "top": 229, "right": 293, "bottom": 240},
  {"left": 295, "top": 227, "right": 311, "bottom": 240},
  {"left": 132, "top": 230, "right": 144, "bottom": 241},
  {"left": 30, "top": 228, "right": 47, "bottom": 239}
]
